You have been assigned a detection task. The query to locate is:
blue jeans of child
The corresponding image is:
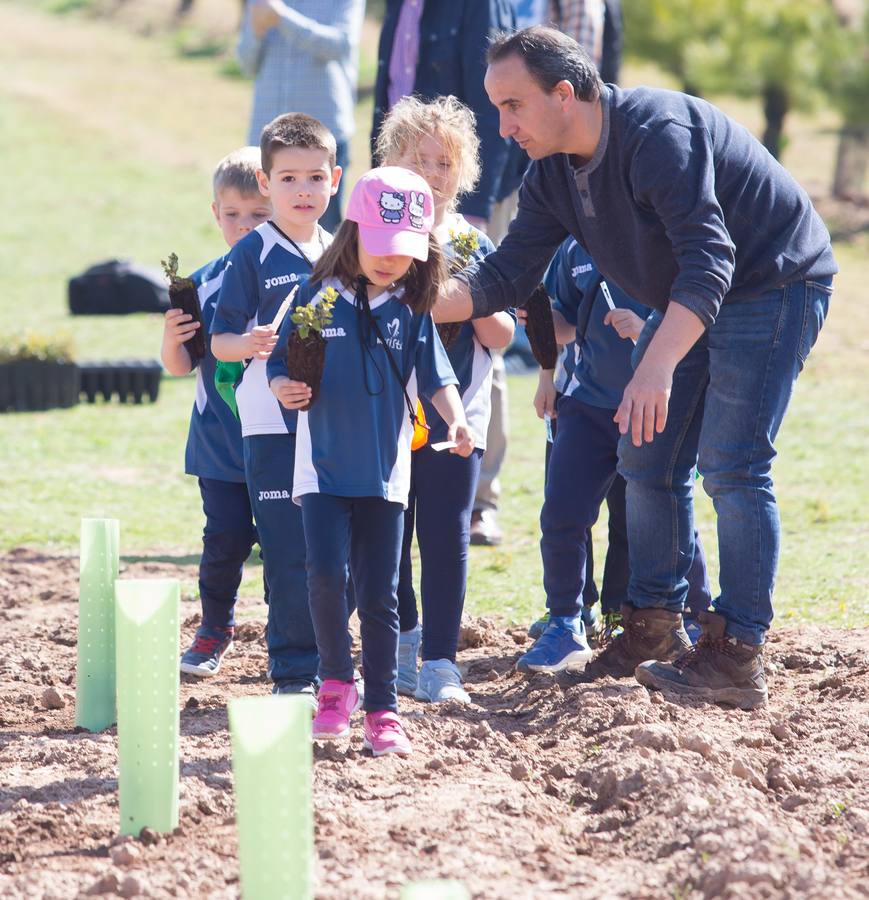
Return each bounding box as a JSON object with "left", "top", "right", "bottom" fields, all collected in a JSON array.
[
  {"left": 244, "top": 434, "right": 318, "bottom": 684},
  {"left": 542, "top": 395, "right": 710, "bottom": 619},
  {"left": 397, "top": 445, "right": 484, "bottom": 661},
  {"left": 618, "top": 278, "right": 832, "bottom": 645},
  {"left": 301, "top": 494, "right": 404, "bottom": 713},
  {"left": 197, "top": 477, "right": 260, "bottom": 630}
]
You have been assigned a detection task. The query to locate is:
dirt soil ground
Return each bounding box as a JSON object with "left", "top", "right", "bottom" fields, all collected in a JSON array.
[{"left": 1, "top": 547, "right": 868, "bottom": 899}]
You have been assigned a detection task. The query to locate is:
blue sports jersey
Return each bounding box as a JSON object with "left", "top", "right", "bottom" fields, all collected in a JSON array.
[
  {"left": 210, "top": 221, "right": 331, "bottom": 437},
  {"left": 267, "top": 276, "right": 458, "bottom": 507},
  {"left": 422, "top": 218, "right": 504, "bottom": 448},
  {"left": 183, "top": 254, "right": 245, "bottom": 483},
  {"left": 550, "top": 239, "right": 650, "bottom": 409}
]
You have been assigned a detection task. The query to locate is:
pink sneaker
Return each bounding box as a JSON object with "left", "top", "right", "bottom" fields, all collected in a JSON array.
[
  {"left": 362, "top": 711, "right": 412, "bottom": 757},
  {"left": 312, "top": 679, "right": 361, "bottom": 740}
]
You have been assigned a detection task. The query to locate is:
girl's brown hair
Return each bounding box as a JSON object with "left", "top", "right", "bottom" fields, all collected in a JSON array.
[{"left": 312, "top": 220, "right": 447, "bottom": 316}]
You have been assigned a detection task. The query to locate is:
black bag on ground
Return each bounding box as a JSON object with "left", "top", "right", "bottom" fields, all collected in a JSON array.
[{"left": 68, "top": 259, "right": 170, "bottom": 315}]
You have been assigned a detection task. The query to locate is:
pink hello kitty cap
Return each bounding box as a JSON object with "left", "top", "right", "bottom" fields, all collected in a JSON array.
[{"left": 345, "top": 166, "right": 435, "bottom": 261}]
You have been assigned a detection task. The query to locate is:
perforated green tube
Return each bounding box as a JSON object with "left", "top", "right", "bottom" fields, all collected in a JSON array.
[
  {"left": 401, "top": 882, "right": 470, "bottom": 900},
  {"left": 75, "top": 518, "right": 120, "bottom": 732},
  {"left": 229, "top": 695, "right": 313, "bottom": 900},
  {"left": 115, "top": 579, "right": 180, "bottom": 836}
]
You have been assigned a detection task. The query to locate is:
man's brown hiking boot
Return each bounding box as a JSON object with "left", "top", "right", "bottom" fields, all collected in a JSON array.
[
  {"left": 582, "top": 603, "right": 691, "bottom": 680},
  {"left": 635, "top": 610, "right": 768, "bottom": 710}
]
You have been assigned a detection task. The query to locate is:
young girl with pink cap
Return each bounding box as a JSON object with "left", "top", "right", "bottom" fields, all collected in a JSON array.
[
  {"left": 375, "top": 97, "right": 516, "bottom": 704},
  {"left": 268, "top": 166, "right": 474, "bottom": 757}
]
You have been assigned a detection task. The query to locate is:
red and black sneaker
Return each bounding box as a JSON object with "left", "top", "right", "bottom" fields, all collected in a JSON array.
[{"left": 180, "top": 626, "right": 234, "bottom": 677}]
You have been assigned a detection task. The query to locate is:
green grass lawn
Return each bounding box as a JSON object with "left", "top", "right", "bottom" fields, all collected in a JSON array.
[{"left": 1, "top": 1, "right": 867, "bottom": 629}]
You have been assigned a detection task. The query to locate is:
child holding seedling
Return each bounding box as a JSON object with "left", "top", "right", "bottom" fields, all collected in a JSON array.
[
  {"left": 267, "top": 167, "right": 473, "bottom": 756},
  {"left": 211, "top": 113, "right": 342, "bottom": 702},
  {"left": 375, "top": 96, "right": 516, "bottom": 703},
  {"left": 518, "top": 239, "right": 712, "bottom": 675},
  {"left": 160, "top": 147, "right": 271, "bottom": 677}
]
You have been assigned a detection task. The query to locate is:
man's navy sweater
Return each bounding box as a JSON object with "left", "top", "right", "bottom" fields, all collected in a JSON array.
[{"left": 465, "top": 85, "right": 837, "bottom": 327}]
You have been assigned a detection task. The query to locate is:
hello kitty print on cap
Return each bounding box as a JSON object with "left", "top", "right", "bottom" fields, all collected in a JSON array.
[{"left": 346, "top": 166, "right": 435, "bottom": 261}]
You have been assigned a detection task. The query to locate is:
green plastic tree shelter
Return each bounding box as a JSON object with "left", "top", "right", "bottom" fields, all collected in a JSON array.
[
  {"left": 401, "top": 882, "right": 470, "bottom": 900},
  {"left": 75, "top": 518, "right": 120, "bottom": 732},
  {"left": 115, "top": 579, "right": 180, "bottom": 836},
  {"left": 229, "top": 695, "right": 313, "bottom": 900}
]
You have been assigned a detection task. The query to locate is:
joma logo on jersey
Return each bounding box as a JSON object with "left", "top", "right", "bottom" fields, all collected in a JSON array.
[
  {"left": 571, "top": 263, "right": 593, "bottom": 277},
  {"left": 258, "top": 489, "right": 291, "bottom": 501},
  {"left": 382, "top": 318, "right": 402, "bottom": 350},
  {"left": 321, "top": 326, "right": 346, "bottom": 338},
  {"left": 264, "top": 273, "right": 301, "bottom": 290}
]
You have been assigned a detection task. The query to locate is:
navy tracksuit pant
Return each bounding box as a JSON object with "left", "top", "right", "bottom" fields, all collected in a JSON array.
[
  {"left": 244, "top": 434, "right": 319, "bottom": 684},
  {"left": 397, "top": 445, "right": 484, "bottom": 662},
  {"left": 301, "top": 494, "right": 404, "bottom": 713},
  {"left": 197, "top": 477, "right": 262, "bottom": 630},
  {"left": 542, "top": 394, "right": 711, "bottom": 618}
]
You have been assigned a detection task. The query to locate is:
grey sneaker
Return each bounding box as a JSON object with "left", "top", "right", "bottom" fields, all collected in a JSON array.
[
  {"left": 415, "top": 659, "right": 471, "bottom": 704},
  {"left": 583, "top": 603, "right": 691, "bottom": 681},
  {"left": 635, "top": 611, "right": 768, "bottom": 710},
  {"left": 397, "top": 624, "right": 421, "bottom": 696},
  {"left": 271, "top": 679, "right": 318, "bottom": 711}
]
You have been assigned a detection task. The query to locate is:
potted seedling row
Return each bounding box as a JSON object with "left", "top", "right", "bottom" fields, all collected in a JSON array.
[
  {"left": 0, "top": 333, "right": 80, "bottom": 413},
  {"left": 286, "top": 286, "right": 338, "bottom": 410}
]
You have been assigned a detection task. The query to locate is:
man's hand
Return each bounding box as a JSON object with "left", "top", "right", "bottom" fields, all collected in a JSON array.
[
  {"left": 534, "top": 369, "right": 557, "bottom": 420},
  {"left": 446, "top": 422, "right": 475, "bottom": 457},
  {"left": 614, "top": 357, "right": 673, "bottom": 447},
  {"left": 604, "top": 308, "right": 644, "bottom": 343},
  {"left": 250, "top": 324, "right": 278, "bottom": 360},
  {"left": 270, "top": 376, "right": 312, "bottom": 410},
  {"left": 250, "top": 0, "right": 282, "bottom": 36},
  {"left": 163, "top": 308, "right": 200, "bottom": 347}
]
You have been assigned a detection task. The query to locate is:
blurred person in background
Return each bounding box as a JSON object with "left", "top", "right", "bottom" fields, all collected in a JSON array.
[
  {"left": 371, "top": 0, "right": 522, "bottom": 548},
  {"left": 237, "top": 0, "right": 365, "bottom": 233}
]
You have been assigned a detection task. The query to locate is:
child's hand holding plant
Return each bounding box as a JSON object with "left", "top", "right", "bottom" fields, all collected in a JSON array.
[
  {"left": 270, "top": 377, "right": 313, "bottom": 410},
  {"left": 284, "top": 286, "right": 339, "bottom": 410}
]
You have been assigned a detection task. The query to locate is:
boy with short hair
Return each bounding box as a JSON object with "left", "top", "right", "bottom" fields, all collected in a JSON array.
[
  {"left": 211, "top": 112, "right": 342, "bottom": 701},
  {"left": 161, "top": 146, "right": 272, "bottom": 677}
]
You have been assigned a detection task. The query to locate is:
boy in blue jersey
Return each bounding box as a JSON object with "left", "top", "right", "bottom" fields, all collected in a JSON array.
[
  {"left": 211, "top": 113, "right": 342, "bottom": 701},
  {"left": 161, "top": 147, "right": 271, "bottom": 677},
  {"left": 518, "top": 239, "right": 712, "bottom": 674}
]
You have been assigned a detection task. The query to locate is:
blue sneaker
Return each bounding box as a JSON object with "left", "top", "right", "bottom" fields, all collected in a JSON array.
[
  {"left": 396, "top": 624, "right": 421, "bottom": 696},
  {"left": 415, "top": 659, "right": 471, "bottom": 704},
  {"left": 516, "top": 616, "right": 593, "bottom": 674},
  {"left": 180, "top": 626, "right": 233, "bottom": 677},
  {"left": 527, "top": 612, "right": 550, "bottom": 640}
]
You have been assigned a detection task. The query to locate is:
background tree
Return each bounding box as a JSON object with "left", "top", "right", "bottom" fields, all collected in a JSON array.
[
  {"left": 622, "top": 0, "right": 836, "bottom": 159},
  {"left": 821, "top": 2, "right": 869, "bottom": 200}
]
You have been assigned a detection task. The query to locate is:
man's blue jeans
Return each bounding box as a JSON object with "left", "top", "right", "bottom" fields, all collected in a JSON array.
[{"left": 618, "top": 279, "right": 832, "bottom": 645}]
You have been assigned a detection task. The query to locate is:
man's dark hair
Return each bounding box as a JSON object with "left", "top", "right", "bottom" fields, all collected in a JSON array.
[
  {"left": 487, "top": 25, "right": 603, "bottom": 102},
  {"left": 260, "top": 112, "right": 337, "bottom": 174}
]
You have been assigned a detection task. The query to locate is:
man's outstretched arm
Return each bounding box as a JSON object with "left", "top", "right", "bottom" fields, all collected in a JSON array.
[{"left": 435, "top": 161, "right": 568, "bottom": 322}]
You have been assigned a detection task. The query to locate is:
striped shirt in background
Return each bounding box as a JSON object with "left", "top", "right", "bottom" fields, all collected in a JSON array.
[
  {"left": 548, "top": 0, "right": 604, "bottom": 66},
  {"left": 237, "top": 0, "right": 365, "bottom": 146}
]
